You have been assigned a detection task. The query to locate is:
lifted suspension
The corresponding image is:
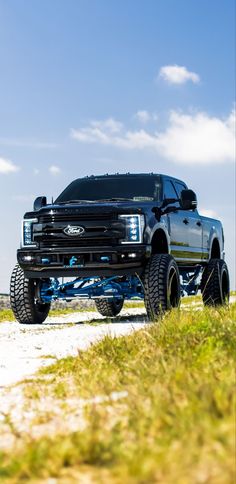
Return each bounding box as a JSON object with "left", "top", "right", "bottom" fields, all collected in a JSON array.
[
  {"left": 39, "top": 266, "right": 203, "bottom": 303},
  {"left": 179, "top": 266, "right": 202, "bottom": 296},
  {"left": 40, "top": 275, "right": 144, "bottom": 303}
]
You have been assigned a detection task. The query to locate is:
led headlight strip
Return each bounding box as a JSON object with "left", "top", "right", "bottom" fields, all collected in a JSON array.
[
  {"left": 119, "top": 214, "right": 145, "bottom": 244},
  {"left": 21, "top": 218, "right": 38, "bottom": 248}
]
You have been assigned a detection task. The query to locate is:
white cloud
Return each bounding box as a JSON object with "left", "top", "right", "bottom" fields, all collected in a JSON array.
[
  {"left": 156, "top": 109, "right": 235, "bottom": 164},
  {"left": 71, "top": 117, "right": 123, "bottom": 145},
  {"left": 135, "top": 111, "right": 159, "bottom": 123},
  {"left": 33, "top": 168, "right": 40, "bottom": 176},
  {"left": 49, "top": 165, "right": 61, "bottom": 175},
  {"left": 135, "top": 110, "right": 151, "bottom": 124},
  {"left": 71, "top": 122, "right": 154, "bottom": 150},
  {"left": 159, "top": 65, "right": 200, "bottom": 84},
  {"left": 71, "top": 108, "right": 235, "bottom": 165},
  {"left": 90, "top": 118, "right": 123, "bottom": 133},
  {"left": 0, "top": 157, "right": 19, "bottom": 174}
]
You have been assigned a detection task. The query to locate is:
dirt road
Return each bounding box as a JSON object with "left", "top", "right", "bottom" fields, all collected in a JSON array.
[
  {"left": 0, "top": 308, "right": 147, "bottom": 388},
  {"left": 1, "top": 297, "right": 235, "bottom": 389}
]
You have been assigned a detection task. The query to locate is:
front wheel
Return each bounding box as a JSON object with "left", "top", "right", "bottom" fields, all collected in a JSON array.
[
  {"left": 10, "top": 264, "right": 51, "bottom": 324},
  {"left": 143, "top": 254, "right": 181, "bottom": 320},
  {"left": 201, "top": 259, "right": 230, "bottom": 306},
  {"left": 95, "top": 298, "right": 124, "bottom": 317}
]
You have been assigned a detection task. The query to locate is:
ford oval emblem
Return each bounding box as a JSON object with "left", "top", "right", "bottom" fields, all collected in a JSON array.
[{"left": 63, "top": 225, "right": 85, "bottom": 236}]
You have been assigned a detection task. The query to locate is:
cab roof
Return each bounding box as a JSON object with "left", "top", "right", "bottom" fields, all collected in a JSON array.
[{"left": 82, "top": 172, "right": 186, "bottom": 185}]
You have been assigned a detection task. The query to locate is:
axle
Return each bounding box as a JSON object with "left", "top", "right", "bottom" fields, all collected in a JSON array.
[
  {"left": 40, "top": 275, "right": 144, "bottom": 303},
  {"left": 39, "top": 266, "right": 203, "bottom": 303}
]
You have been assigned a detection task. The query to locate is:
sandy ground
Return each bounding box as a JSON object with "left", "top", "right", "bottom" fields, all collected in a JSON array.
[{"left": 0, "top": 308, "right": 148, "bottom": 389}]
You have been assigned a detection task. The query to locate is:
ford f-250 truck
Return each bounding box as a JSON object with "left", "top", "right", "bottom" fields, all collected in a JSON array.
[{"left": 10, "top": 173, "right": 230, "bottom": 323}]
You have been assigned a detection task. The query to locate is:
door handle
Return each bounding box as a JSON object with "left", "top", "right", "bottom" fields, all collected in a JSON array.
[
  {"left": 196, "top": 221, "right": 202, "bottom": 227},
  {"left": 183, "top": 218, "right": 189, "bottom": 225}
]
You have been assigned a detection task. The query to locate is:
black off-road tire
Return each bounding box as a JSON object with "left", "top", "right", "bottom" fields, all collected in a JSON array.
[
  {"left": 10, "top": 264, "right": 51, "bottom": 324},
  {"left": 143, "top": 254, "right": 181, "bottom": 320},
  {"left": 201, "top": 258, "right": 230, "bottom": 306},
  {"left": 95, "top": 298, "right": 124, "bottom": 317}
]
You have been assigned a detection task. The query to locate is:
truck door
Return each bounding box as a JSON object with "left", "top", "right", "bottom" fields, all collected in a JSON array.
[
  {"left": 163, "top": 179, "right": 190, "bottom": 262},
  {"left": 173, "top": 181, "right": 203, "bottom": 263}
]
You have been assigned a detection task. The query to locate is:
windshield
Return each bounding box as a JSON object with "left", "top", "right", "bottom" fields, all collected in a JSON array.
[{"left": 55, "top": 175, "right": 162, "bottom": 203}]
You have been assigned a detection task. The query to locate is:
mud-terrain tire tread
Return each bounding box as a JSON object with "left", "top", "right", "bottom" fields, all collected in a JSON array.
[
  {"left": 201, "top": 258, "right": 230, "bottom": 306},
  {"left": 95, "top": 298, "right": 124, "bottom": 317},
  {"left": 143, "top": 254, "right": 181, "bottom": 320},
  {"left": 10, "top": 264, "right": 51, "bottom": 324}
]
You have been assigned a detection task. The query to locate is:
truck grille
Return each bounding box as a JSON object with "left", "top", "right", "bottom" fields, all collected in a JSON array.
[
  {"left": 35, "top": 212, "right": 123, "bottom": 249},
  {"left": 39, "top": 213, "right": 112, "bottom": 223},
  {"left": 39, "top": 239, "right": 114, "bottom": 249}
]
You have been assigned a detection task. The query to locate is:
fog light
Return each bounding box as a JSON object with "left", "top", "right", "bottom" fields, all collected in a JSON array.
[
  {"left": 100, "top": 256, "right": 110, "bottom": 262},
  {"left": 128, "top": 253, "right": 137, "bottom": 258}
]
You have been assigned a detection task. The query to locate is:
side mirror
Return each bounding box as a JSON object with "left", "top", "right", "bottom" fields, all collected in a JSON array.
[
  {"left": 33, "top": 196, "right": 47, "bottom": 211},
  {"left": 180, "top": 189, "right": 197, "bottom": 210}
]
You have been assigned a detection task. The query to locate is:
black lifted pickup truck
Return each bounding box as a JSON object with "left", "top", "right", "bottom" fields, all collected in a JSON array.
[{"left": 10, "top": 173, "right": 230, "bottom": 323}]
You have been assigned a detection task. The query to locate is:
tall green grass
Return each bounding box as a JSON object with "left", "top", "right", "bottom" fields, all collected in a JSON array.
[{"left": 0, "top": 303, "right": 235, "bottom": 482}]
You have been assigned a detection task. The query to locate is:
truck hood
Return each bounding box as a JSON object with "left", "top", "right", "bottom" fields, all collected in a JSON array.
[{"left": 24, "top": 200, "right": 155, "bottom": 218}]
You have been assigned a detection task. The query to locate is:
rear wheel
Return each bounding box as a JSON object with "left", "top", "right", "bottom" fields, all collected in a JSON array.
[
  {"left": 201, "top": 258, "right": 230, "bottom": 306},
  {"left": 10, "top": 264, "right": 51, "bottom": 324},
  {"left": 143, "top": 254, "right": 181, "bottom": 320},
  {"left": 95, "top": 298, "right": 124, "bottom": 317}
]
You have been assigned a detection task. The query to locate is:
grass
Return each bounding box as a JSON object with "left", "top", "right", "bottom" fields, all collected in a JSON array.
[
  {"left": 0, "top": 309, "right": 15, "bottom": 322},
  {"left": 0, "top": 302, "right": 235, "bottom": 483},
  {"left": 0, "top": 306, "right": 94, "bottom": 323},
  {"left": 0, "top": 301, "right": 144, "bottom": 323},
  {"left": 181, "top": 294, "right": 202, "bottom": 304},
  {"left": 0, "top": 293, "right": 234, "bottom": 322}
]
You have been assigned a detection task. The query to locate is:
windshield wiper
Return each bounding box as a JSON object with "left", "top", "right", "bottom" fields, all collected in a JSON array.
[
  {"left": 93, "top": 198, "right": 134, "bottom": 202},
  {"left": 56, "top": 197, "right": 134, "bottom": 205},
  {"left": 56, "top": 199, "right": 94, "bottom": 204}
]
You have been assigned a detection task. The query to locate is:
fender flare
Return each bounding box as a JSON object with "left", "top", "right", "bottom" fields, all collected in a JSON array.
[
  {"left": 149, "top": 224, "right": 170, "bottom": 254},
  {"left": 209, "top": 236, "right": 221, "bottom": 259}
]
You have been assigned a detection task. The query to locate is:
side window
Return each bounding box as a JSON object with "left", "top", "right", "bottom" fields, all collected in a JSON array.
[
  {"left": 174, "top": 181, "right": 196, "bottom": 212},
  {"left": 174, "top": 182, "right": 186, "bottom": 198},
  {"left": 154, "top": 177, "right": 162, "bottom": 202},
  {"left": 164, "top": 180, "right": 179, "bottom": 205}
]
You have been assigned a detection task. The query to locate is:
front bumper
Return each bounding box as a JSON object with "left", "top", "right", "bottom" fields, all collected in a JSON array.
[{"left": 17, "top": 244, "right": 151, "bottom": 278}]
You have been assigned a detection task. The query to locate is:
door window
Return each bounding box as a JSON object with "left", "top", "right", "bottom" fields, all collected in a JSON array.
[
  {"left": 164, "top": 180, "right": 178, "bottom": 199},
  {"left": 174, "top": 182, "right": 187, "bottom": 198},
  {"left": 174, "top": 181, "right": 197, "bottom": 213},
  {"left": 164, "top": 180, "right": 179, "bottom": 206}
]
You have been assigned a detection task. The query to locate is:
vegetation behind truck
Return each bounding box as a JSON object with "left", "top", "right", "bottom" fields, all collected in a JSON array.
[{"left": 10, "top": 173, "right": 230, "bottom": 323}]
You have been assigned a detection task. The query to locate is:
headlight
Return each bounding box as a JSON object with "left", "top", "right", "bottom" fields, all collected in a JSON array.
[
  {"left": 119, "top": 214, "right": 145, "bottom": 244},
  {"left": 21, "top": 219, "right": 38, "bottom": 247}
]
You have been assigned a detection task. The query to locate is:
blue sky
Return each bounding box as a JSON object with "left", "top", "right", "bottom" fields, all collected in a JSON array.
[{"left": 0, "top": 0, "right": 235, "bottom": 292}]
